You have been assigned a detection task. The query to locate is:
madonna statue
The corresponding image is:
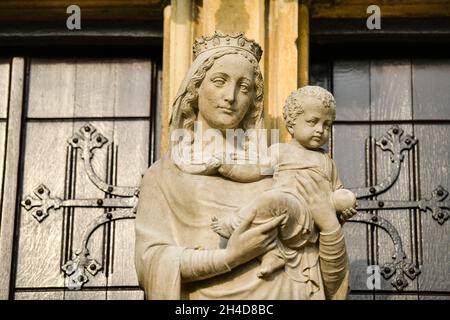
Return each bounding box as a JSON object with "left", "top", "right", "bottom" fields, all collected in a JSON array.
[{"left": 135, "top": 32, "right": 350, "bottom": 300}]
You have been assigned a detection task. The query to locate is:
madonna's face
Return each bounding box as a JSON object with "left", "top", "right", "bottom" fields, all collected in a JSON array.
[{"left": 197, "top": 54, "right": 255, "bottom": 131}]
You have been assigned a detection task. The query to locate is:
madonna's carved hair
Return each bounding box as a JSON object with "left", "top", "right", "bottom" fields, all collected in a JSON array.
[
  {"left": 177, "top": 49, "right": 264, "bottom": 132},
  {"left": 283, "top": 85, "right": 336, "bottom": 133}
]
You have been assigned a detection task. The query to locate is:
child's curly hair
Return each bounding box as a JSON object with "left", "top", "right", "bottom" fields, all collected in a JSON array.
[{"left": 283, "top": 86, "right": 336, "bottom": 133}]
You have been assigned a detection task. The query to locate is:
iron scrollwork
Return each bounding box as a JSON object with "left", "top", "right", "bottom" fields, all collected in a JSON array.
[
  {"left": 21, "top": 124, "right": 448, "bottom": 291},
  {"left": 21, "top": 123, "right": 138, "bottom": 289},
  {"left": 348, "top": 125, "right": 448, "bottom": 290}
]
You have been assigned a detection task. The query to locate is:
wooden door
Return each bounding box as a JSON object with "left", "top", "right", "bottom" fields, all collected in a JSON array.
[
  {"left": 0, "top": 57, "right": 160, "bottom": 299},
  {"left": 312, "top": 58, "right": 450, "bottom": 300}
]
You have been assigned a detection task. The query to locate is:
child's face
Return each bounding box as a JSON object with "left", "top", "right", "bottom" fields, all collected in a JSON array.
[{"left": 291, "top": 97, "right": 333, "bottom": 149}]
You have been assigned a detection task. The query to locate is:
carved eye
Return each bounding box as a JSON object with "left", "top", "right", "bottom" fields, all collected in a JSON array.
[
  {"left": 212, "top": 78, "right": 225, "bottom": 87},
  {"left": 306, "top": 119, "right": 316, "bottom": 126},
  {"left": 240, "top": 84, "right": 249, "bottom": 93}
]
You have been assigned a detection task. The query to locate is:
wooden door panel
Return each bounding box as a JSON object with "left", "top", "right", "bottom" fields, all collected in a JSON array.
[
  {"left": 332, "top": 124, "right": 370, "bottom": 189},
  {"left": 323, "top": 58, "right": 450, "bottom": 299},
  {"left": 370, "top": 60, "right": 413, "bottom": 121},
  {"left": 0, "top": 122, "right": 6, "bottom": 204},
  {"left": 414, "top": 125, "right": 450, "bottom": 293},
  {"left": 27, "top": 60, "right": 77, "bottom": 118},
  {"left": 13, "top": 57, "right": 156, "bottom": 299},
  {"left": 106, "top": 121, "right": 149, "bottom": 287},
  {"left": 16, "top": 123, "right": 71, "bottom": 289},
  {"left": 114, "top": 61, "right": 153, "bottom": 118},
  {"left": 27, "top": 59, "right": 153, "bottom": 118},
  {"left": 413, "top": 60, "right": 450, "bottom": 120},
  {"left": 0, "top": 59, "right": 9, "bottom": 203},
  {"left": 333, "top": 60, "right": 371, "bottom": 121},
  {"left": 0, "top": 60, "right": 9, "bottom": 118},
  {"left": 333, "top": 124, "right": 371, "bottom": 291}
]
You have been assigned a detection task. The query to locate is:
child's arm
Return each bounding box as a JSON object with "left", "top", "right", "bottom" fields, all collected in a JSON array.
[
  {"left": 219, "top": 162, "right": 271, "bottom": 182},
  {"left": 219, "top": 144, "right": 280, "bottom": 182}
]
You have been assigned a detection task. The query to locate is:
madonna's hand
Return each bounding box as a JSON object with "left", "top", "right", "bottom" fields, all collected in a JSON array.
[
  {"left": 296, "top": 170, "right": 340, "bottom": 233},
  {"left": 224, "top": 210, "right": 285, "bottom": 269}
]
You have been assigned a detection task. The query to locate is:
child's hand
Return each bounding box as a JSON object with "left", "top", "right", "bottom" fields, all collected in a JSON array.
[
  {"left": 338, "top": 207, "right": 357, "bottom": 224},
  {"left": 341, "top": 207, "right": 357, "bottom": 220}
]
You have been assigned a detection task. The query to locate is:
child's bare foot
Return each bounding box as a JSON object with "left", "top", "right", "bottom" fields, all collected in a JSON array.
[
  {"left": 257, "top": 250, "right": 285, "bottom": 278},
  {"left": 210, "top": 216, "right": 233, "bottom": 239}
]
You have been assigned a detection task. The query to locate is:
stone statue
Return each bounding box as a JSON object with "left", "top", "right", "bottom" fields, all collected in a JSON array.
[
  {"left": 135, "top": 32, "right": 353, "bottom": 300},
  {"left": 210, "top": 86, "right": 357, "bottom": 284}
]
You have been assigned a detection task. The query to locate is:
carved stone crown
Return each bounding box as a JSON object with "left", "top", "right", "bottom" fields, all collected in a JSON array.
[{"left": 193, "top": 31, "right": 263, "bottom": 62}]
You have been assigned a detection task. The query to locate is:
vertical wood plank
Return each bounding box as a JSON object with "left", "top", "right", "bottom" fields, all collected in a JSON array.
[
  {"left": 0, "top": 59, "right": 10, "bottom": 119},
  {"left": 333, "top": 60, "right": 371, "bottom": 121},
  {"left": 413, "top": 59, "right": 450, "bottom": 120},
  {"left": 160, "top": 4, "right": 172, "bottom": 156},
  {"left": 415, "top": 125, "right": 450, "bottom": 293},
  {"left": 27, "top": 59, "right": 76, "bottom": 118},
  {"left": 74, "top": 59, "right": 153, "bottom": 117},
  {"left": 108, "top": 121, "right": 149, "bottom": 288},
  {"left": 113, "top": 121, "right": 150, "bottom": 188},
  {"left": 370, "top": 60, "right": 412, "bottom": 121},
  {"left": 74, "top": 62, "right": 116, "bottom": 117},
  {"left": 15, "top": 123, "right": 70, "bottom": 288},
  {"left": 333, "top": 124, "right": 371, "bottom": 291},
  {"left": 0, "top": 122, "right": 6, "bottom": 211},
  {"left": 0, "top": 57, "right": 25, "bottom": 299},
  {"left": 154, "top": 64, "right": 163, "bottom": 161},
  {"left": 114, "top": 60, "right": 152, "bottom": 117}
]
